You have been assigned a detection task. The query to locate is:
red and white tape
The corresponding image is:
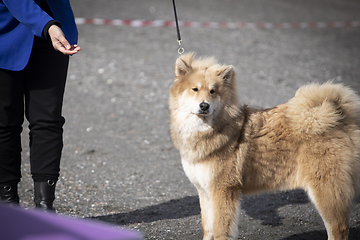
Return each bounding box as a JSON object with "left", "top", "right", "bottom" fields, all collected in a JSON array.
[{"left": 75, "top": 18, "right": 360, "bottom": 29}]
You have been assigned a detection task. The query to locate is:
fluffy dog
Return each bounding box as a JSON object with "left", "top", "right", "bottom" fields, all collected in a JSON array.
[{"left": 169, "top": 53, "right": 360, "bottom": 240}]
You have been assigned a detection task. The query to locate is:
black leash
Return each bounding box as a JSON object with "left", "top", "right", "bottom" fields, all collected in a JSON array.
[{"left": 172, "top": 0, "right": 184, "bottom": 55}]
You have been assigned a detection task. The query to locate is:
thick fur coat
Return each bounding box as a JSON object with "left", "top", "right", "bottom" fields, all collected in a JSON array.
[{"left": 169, "top": 54, "right": 360, "bottom": 240}]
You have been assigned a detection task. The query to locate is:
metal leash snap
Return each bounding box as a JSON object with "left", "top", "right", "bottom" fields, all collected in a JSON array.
[{"left": 177, "top": 40, "right": 185, "bottom": 55}]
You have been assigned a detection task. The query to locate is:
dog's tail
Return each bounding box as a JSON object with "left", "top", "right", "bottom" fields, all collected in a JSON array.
[{"left": 286, "top": 82, "right": 360, "bottom": 135}]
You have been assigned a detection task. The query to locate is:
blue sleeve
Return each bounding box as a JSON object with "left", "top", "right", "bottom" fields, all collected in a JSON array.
[{"left": 2, "top": 0, "right": 53, "bottom": 38}]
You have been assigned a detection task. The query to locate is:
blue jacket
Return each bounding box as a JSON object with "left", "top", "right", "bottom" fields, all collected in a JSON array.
[{"left": 0, "top": 0, "right": 78, "bottom": 71}]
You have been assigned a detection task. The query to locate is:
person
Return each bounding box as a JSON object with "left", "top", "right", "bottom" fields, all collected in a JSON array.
[{"left": 0, "top": 0, "right": 81, "bottom": 212}]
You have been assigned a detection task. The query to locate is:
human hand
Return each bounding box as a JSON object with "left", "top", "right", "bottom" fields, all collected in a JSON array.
[{"left": 48, "top": 24, "right": 81, "bottom": 55}]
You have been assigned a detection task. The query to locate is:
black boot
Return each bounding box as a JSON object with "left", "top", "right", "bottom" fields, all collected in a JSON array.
[
  {"left": 34, "top": 180, "right": 56, "bottom": 212},
  {"left": 0, "top": 181, "right": 20, "bottom": 205}
]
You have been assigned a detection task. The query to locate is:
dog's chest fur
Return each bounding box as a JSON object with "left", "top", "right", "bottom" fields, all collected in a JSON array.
[
  {"left": 175, "top": 117, "right": 215, "bottom": 190},
  {"left": 181, "top": 156, "right": 214, "bottom": 191}
]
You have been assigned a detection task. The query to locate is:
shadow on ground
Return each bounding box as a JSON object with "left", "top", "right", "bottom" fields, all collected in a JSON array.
[
  {"left": 90, "top": 190, "right": 310, "bottom": 226},
  {"left": 89, "top": 196, "right": 201, "bottom": 225},
  {"left": 242, "top": 190, "right": 360, "bottom": 239},
  {"left": 281, "top": 227, "right": 360, "bottom": 240},
  {"left": 241, "top": 189, "right": 309, "bottom": 226},
  {"left": 90, "top": 190, "right": 360, "bottom": 239}
]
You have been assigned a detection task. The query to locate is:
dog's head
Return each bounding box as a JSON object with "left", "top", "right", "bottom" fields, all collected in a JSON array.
[{"left": 170, "top": 53, "right": 237, "bottom": 121}]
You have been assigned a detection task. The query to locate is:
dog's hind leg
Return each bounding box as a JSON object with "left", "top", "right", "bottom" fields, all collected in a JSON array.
[
  {"left": 211, "top": 187, "right": 241, "bottom": 240},
  {"left": 306, "top": 184, "right": 352, "bottom": 240}
]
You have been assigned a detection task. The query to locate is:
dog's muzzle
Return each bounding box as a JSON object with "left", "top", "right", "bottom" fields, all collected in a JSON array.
[{"left": 198, "top": 102, "right": 211, "bottom": 115}]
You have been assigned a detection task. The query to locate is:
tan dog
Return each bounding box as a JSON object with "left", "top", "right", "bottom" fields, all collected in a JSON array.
[{"left": 169, "top": 53, "right": 360, "bottom": 240}]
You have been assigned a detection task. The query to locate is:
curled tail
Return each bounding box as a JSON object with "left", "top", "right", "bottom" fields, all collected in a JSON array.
[{"left": 286, "top": 82, "right": 360, "bottom": 135}]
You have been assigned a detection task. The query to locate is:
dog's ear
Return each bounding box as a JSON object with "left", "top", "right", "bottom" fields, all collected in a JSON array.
[
  {"left": 218, "top": 65, "right": 235, "bottom": 84},
  {"left": 175, "top": 54, "right": 193, "bottom": 78}
]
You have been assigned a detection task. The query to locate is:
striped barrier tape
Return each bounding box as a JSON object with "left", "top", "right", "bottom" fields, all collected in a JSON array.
[{"left": 75, "top": 18, "right": 360, "bottom": 29}]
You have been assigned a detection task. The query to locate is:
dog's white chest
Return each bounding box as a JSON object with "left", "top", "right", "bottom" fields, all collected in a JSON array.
[{"left": 181, "top": 159, "right": 213, "bottom": 190}]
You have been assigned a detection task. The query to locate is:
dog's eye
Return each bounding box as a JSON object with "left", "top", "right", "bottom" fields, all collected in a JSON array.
[
  {"left": 210, "top": 89, "right": 215, "bottom": 94},
  {"left": 192, "top": 88, "right": 198, "bottom": 92}
]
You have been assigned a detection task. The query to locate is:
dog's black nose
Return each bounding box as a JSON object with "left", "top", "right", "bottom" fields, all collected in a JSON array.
[{"left": 200, "top": 102, "right": 210, "bottom": 111}]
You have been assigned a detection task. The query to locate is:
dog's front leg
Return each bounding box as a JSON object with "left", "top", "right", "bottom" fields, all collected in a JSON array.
[
  {"left": 198, "top": 190, "right": 214, "bottom": 240},
  {"left": 212, "top": 188, "right": 241, "bottom": 240}
]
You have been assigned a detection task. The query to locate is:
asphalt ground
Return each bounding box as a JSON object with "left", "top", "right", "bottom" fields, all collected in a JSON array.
[{"left": 17, "top": 0, "right": 360, "bottom": 239}]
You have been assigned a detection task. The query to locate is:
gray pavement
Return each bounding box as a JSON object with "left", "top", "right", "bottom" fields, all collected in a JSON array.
[{"left": 18, "top": 0, "right": 360, "bottom": 239}]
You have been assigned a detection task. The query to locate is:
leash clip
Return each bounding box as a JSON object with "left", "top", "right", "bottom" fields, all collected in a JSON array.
[{"left": 177, "top": 40, "right": 185, "bottom": 55}]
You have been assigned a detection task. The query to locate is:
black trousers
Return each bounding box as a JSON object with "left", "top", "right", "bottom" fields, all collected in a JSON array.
[{"left": 0, "top": 36, "right": 69, "bottom": 184}]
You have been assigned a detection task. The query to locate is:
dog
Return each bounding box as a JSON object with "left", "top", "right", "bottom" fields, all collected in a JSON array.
[{"left": 169, "top": 53, "right": 360, "bottom": 240}]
